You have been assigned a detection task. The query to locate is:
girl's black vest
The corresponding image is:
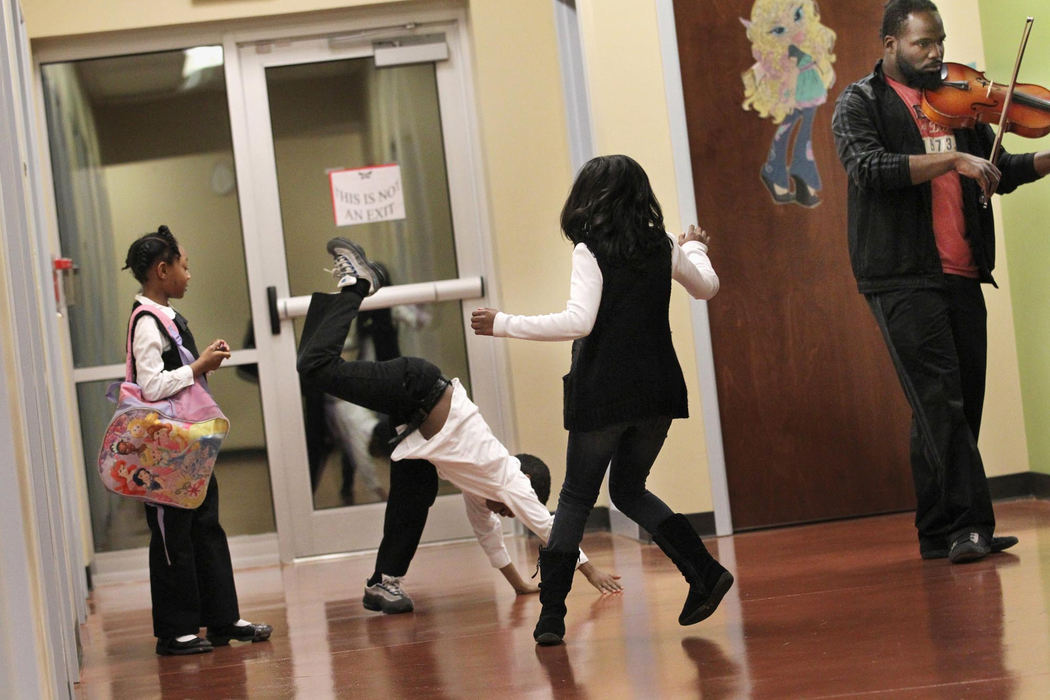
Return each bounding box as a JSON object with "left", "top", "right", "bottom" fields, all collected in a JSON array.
[
  {"left": 563, "top": 241, "right": 688, "bottom": 432},
  {"left": 129, "top": 301, "right": 199, "bottom": 377}
]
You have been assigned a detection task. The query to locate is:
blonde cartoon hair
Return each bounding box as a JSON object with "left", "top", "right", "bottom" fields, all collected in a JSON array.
[{"left": 741, "top": 0, "right": 836, "bottom": 123}]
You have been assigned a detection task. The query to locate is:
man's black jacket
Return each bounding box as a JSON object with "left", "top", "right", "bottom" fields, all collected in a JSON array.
[{"left": 831, "top": 60, "right": 1038, "bottom": 293}]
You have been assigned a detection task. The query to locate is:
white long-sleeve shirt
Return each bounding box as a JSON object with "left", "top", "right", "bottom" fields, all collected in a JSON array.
[
  {"left": 392, "top": 379, "right": 587, "bottom": 570},
  {"left": 492, "top": 235, "right": 718, "bottom": 340},
  {"left": 131, "top": 295, "right": 194, "bottom": 402}
]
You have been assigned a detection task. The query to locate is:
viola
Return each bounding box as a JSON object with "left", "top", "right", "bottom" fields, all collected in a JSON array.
[
  {"left": 921, "top": 62, "right": 1050, "bottom": 139},
  {"left": 921, "top": 17, "right": 1039, "bottom": 205}
]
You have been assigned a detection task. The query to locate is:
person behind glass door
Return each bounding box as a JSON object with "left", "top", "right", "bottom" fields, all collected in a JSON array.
[
  {"left": 122, "top": 225, "right": 272, "bottom": 655},
  {"left": 471, "top": 154, "right": 731, "bottom": 645}
]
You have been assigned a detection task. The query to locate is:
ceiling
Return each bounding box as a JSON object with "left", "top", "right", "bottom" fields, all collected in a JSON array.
[{"left": 73, "top": 49, "right": 226, "bottom": 104}]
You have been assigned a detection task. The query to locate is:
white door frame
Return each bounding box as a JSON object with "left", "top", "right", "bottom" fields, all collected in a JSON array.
[
  {"left": 227, "top": 11, "right": 509, "bottom": 560},
  {"left": 653, "top": 0, "right": 732, "bottom": 535}
]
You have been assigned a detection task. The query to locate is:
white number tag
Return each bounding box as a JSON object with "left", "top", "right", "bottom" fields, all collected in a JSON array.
[{"left": 924, "top": 134, "right": 956, "bottom": 154}]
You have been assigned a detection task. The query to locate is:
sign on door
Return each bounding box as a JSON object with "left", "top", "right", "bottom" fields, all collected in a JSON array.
[{"left": 329, "top": 163, "right": 406, "bottom": 226}]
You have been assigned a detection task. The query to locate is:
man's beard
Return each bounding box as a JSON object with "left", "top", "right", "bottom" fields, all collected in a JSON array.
[{"left": 898, "top": 57, "right": 943, "bottom": 90}]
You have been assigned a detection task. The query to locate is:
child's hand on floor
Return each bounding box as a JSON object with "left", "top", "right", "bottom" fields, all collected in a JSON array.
[
  {"left": 500, "top": 562, "right": 540, "bottom": 595},
  {"left": 580, "top": 562, "right": 623, "bottom": 595},
  {"left": 514, "top": 582, "right": 540, "bottom": 595}
]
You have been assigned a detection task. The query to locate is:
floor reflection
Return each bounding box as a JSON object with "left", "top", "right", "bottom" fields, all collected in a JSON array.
[
  {"left": 681, "top": 637, "right": 741, "bottom": 699},
  {"left": 535, "top": 643, "right": 588, "bottom": 699},
  {"left": 74, "top": 501, "right": 1050, "bottom": 698}
]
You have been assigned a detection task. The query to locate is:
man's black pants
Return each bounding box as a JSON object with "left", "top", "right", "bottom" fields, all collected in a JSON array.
[{"left": 866, "top": 275, "right": 995, "bottom": 551}]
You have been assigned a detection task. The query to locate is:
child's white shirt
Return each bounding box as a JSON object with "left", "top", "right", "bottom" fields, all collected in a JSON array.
[
  {"left": 131, "top": 295, "right": 194, "bottom": 402},
  {"left": 392, "top": 379, "right": 588, "bottom": 570},
  {"left": 492, "top": 235, "right": 718, "bottom": 341}
]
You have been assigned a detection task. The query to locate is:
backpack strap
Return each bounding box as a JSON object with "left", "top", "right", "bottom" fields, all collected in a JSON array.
[{"left": 126, "top": 305, "right": 184, "bottom": 382}]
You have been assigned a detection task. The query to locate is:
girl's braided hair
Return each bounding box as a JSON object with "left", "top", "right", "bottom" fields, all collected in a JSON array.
[{"left": 122, "top": 225, "right": 180, "bottom": 283}]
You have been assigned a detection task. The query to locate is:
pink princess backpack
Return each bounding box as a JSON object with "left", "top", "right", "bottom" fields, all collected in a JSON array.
[{"left": 96, "top": 305, "right": 229, "bottom": 508}]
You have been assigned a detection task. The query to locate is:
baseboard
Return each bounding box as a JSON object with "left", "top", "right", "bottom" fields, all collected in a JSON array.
[
  {"left": 988, "top": 471, "right": 1050, "bottom": 500},
  {"left": 585, "top": 506, "right": 610, "bottom": 532},
  {"left": 607, "top": 507, "right": 716, "bottom": 542},
  {"left": 89, "top": 532, "right": 279, "bottom": 586},
  {"left": 520, "top": 506, "right": 715, "bottom": 542}
]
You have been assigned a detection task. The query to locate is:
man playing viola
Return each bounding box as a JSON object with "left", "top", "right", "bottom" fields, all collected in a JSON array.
[{"left": 831, "top": 0, "right": 1050, "bottom": 563}]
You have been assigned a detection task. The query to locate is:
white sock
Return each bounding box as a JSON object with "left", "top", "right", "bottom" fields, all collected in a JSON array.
[
  {"left": 235, "top": 618, "right": 250, "bottom": 627},
  {"left": 175, "top": 634, "right": 198, "bottom": 643}
]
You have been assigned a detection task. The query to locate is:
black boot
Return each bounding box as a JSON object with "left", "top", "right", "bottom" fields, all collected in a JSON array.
[
  {"left": 653, "top": 513, "right": 734, "bottom": 625},
  {"left": 533, "top": 547, "right": 578, "bottom": 646}
]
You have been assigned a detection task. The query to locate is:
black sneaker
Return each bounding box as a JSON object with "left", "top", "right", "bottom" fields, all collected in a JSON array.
[
  {"left": 922, "top": 535, "right": 1018, "bottom": 560},
  {"left": 363, "top": 574, "right": 414, "bottom": 614},
  {"left": 948, "top": 531, "right": 991, "bottom": 564},
  {"left": 206, "top": 621, "right": 273, "bottom": 646},
  {"left": 326, "top": 237, "right": 385, "bottom": 295},
  {"left": 156, "top": 636, "right": 213, "bottom": 656}
]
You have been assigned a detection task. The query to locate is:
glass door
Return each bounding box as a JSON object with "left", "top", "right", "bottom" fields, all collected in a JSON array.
[
  {"left": 231, "top": 24, "right": 502, "bottom": 557},
  {"left": 40, "top": 47, "right": 278, "bottom": 570}
]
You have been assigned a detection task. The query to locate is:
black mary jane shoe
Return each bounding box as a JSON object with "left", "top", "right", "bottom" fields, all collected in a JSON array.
[
  {"left": 156, "top": 636, "right": 213, "bottom": 656},
  {"left": 206, "top": 621, "right": 273, "bottom": 646},
  {"left": 760, "top": 170, "right": 796, "bottom": 204},
  {"left": 790, "top": 175, "right": 822, "bottom": 208}
]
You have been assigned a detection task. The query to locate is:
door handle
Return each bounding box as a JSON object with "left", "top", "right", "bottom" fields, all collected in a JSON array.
[
  {"left": 271, "top": 277, "right": 485, "bottom": 322},
  {"left": 267, "top": 286, "right": 280, "bottom": 335}
]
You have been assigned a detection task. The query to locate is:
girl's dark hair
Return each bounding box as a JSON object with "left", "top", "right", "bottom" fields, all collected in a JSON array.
[
  {"left": 560, "top": 154, "right": 666, "bottom": 264},
  {"left": 516, "top": 453, "right": 551, "bottom": 505},
  {"left": 122, "top": 225, "right": 180, "bottom": 283},
  {"left": 881, "top": 0, "right": 938, "bottom": 39}
]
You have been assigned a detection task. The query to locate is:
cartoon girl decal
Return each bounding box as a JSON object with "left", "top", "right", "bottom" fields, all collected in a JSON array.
[
  {"left": 113, "top": 439, "right": 145, "bottom": 456},
  {"left": 146, "top": 420, "right": 190, "bottom": 453},
  {"left": 139, "top": 443, "right": 163, "bottom": 468},
  {"left": 741, "top": 0, "right": 836, "bottom": 207},
  {"left": 109, "top": 459, "right": 134, "bottom": 491},
  {"left": 132, "top": 467, "right": 162, "bottom": 492},
  {"left": 126, "top": 418, "right": 149, "bottom": 440}
]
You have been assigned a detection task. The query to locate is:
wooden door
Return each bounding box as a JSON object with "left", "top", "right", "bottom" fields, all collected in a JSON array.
[{"left": 673, "top": 0, "right": 915, "bottom": 529}]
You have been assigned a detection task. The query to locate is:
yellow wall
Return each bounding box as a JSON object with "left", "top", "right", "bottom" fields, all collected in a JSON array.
[
  {"left": 576, "top": 0, "right": 715, "bottom": 510},
  {"left": 939, "top": 0, "right": 1031, "bottom": 477},
  {"left": 23, "top": 0, "right": 391, "bottom": 38},
  {"left": 465, "top": 2, "right": 579, "bottom": 486},
  {"left": 0, "top": 194, "right": 57, "bottom": 699},
  {"left": 978, "top": 0, "right": 1050, "bottom": 475}
]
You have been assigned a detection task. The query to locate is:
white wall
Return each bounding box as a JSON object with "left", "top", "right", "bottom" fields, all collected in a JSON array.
[{"left": 1, "top": 0, "right": 82, "bottom": 694}]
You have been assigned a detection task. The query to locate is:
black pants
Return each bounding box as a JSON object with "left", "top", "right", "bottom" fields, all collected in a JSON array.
[
  {"left": 297, "top": 287, "right": 443, "bottom": 426},
  {"left": 297, "top": 286, "right": 442, "bottom": 578},
  {"left": 145, "top": 474, "right": 239, "bottom": 638},
  {"left": 373, "top": 458, "right": 439, "bottom": 577},
  {"left": 865, "top": 276, "right": 994, "bottom": 549},
  {"left": 547, "top": 416, "right": 675, "bottom": 554}
]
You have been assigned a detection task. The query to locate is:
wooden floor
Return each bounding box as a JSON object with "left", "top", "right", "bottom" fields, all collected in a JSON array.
[{"left": 75, "top": 499, "right": 1050, "bottom": 698}]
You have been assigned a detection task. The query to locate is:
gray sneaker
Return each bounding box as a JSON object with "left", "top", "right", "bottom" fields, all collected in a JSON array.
[
  {"left": 326, "top": 237, "right": 385, "bottom": 295},
  {"left": 363, "top": 574, "right": 414, "bottom": 614}
]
